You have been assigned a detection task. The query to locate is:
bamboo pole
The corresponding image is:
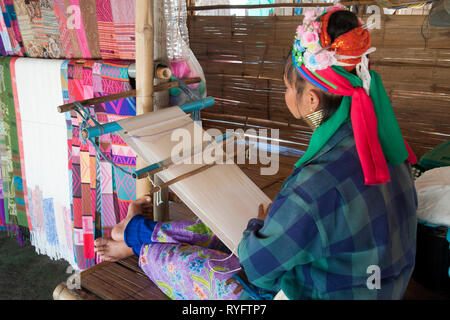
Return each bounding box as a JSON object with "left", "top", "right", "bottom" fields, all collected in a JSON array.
[
  {"left": 53, "top": 283, "right": 81, "bottom": 300},
  {"left": 187, "top": 1, "right": 377, "bottom": 12},
  {"left": 187, "top": 0, "right": 430, "bottom": 11},
  {"left": 135, "top": 1, "right": 169, "bottom": 221},
  {"left": 135, "top": 0, "right": 155, "bottom": 219}
]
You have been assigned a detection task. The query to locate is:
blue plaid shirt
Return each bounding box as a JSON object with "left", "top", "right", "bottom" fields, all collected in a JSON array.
[{"left": 238, "top": 121, "right": 418, "bottom": 300}]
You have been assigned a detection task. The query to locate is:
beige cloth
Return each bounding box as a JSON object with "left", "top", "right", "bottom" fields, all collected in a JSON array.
[{"left": 117, "top": 106, "right": 271, "bottom": 254}]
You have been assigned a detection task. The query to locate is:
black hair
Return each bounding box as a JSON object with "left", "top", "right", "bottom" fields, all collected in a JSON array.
[
  {"left": 283, "top": 10, "right": 360, "bottom": 124},
  {"left": 327, "top": 10, "right": 360, "bottom": 43}
]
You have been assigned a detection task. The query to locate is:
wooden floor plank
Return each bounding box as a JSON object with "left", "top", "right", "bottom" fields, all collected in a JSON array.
[
  {"left": 117, "top": 256, "right": 146, "bottom": 275},
  {"left": 104, "top": 263, "right": 152, "bottom": 290},
  {"left": 97, "top": 267, "right": 146, "bottom": 295},
  {"left": 82, "top": 272, "right": 131, "bottom": 300}
]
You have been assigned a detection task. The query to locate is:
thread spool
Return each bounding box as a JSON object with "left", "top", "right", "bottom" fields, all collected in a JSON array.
[{"left": 155, "top": 63, "right": 172, "bottom": 80}]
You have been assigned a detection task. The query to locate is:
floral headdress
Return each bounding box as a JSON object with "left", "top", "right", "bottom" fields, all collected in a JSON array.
[
  {"left": 293, "top": 5, "right": 339, "bottom": 72},
  {"left": 290, "top": 5, "right": 417, "bottom": 186},
  {"left": 292, "top": 3, "right": 375, "bottom": 92}
]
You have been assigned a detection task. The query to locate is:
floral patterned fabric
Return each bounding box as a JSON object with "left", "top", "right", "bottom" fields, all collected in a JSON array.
[{"left": 137, "top": 218, "right": 242, "bottom": 300}]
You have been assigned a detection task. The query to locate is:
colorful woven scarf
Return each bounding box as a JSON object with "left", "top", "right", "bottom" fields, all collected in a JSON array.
[
  {"left": 0, "top": 56, "right": 28, "bottom": 228},
  {"left": 292, "top": 6, "right": 417, "bottom": 185}
]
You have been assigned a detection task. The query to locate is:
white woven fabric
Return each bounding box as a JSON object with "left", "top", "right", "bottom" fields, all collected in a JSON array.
[
  {"left": 14, "top": 58, "right": 75, "bottom": 267},
  {"left": 117, "top": 106, "right": 271, "bottom": 253}
]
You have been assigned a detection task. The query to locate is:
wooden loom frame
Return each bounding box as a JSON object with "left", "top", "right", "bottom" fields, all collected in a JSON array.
[{"left": 53, "top": 0, "right": 171, "bottom": 300}]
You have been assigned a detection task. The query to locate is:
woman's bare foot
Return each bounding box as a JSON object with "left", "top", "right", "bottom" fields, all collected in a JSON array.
[
  {"left": 94, "top": 237, "right": 134, "bottom": 262},
  {"left": 111, "top": 195, "right": 153, "bottom": 242}
]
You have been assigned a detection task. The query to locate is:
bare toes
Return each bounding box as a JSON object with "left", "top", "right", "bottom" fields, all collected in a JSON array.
[
  {"left": 94, "top": 246, "right": 105, "bottom": 252},
  {"left": 94, "top": 238, "right": 109, "bottom": 247}
]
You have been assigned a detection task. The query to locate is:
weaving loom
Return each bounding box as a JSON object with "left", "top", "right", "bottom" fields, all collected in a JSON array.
[{"left": 71, "top": 98, "right": 271, "bottom": 254}]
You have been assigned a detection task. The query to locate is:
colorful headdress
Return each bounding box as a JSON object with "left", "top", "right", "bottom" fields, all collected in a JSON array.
[{"left": 292, "top": 5, "right": 417, "bottom": 185}]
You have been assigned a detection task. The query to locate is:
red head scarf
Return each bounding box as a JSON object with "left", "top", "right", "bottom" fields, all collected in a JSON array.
[{"left": 319, "top": 9, "right": 371, "bottom": 71}]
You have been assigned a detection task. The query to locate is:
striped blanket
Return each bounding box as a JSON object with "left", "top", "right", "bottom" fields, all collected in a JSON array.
[
  {"left": 65, "top": 59, "right": 136, "bottom": 270},
  {"left": 0, "top": 0, "right": 25, "bottom": 56},
  {"left": 12, "top": 0, "right": 63, "bottom": 58},
  {"left": 0, "top": 56, "right": 28, "bottom": 229},
  {"left": 0, "top": 0, "right": 136, "bottom": 60}
]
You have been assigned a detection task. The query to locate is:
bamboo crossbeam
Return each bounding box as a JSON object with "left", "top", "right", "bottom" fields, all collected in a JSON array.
[
  {"left": 57, "top": 77, "right": 201, "bottom": 113},
  {"left": 58, "top": 91, "right": 136, "bottom": 113},
  {"left": 188, "top": 1, "right": 376, "bottom": 11}
]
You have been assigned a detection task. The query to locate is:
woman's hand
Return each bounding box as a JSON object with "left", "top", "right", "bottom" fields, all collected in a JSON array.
[
  {"left": 257, "top": 203, "right": 271, "bottom": 221},
  {"left": 225, "top": 269, "right": 249, "bottom": 295}
]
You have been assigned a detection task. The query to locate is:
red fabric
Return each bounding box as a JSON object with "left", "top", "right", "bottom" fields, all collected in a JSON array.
[
  {"left": 404, "top": 140, "right": 418, "bottom": 165},
  {"left": 318, "top": 67, "right": 390, "bottom": 184},
  {"left": 319, "top": 9, "right": 371, "bottom": 72},
  {"left": 83, "top": 233, "right": 95, "bottom": 259},
  {"left": 300, "top": 63, "right": 417, "bottom": 184}
]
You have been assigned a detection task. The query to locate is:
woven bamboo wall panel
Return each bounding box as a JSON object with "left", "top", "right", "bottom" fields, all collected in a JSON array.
[{"left": 190, "top": 15, "right": 450, "bottom": 158}]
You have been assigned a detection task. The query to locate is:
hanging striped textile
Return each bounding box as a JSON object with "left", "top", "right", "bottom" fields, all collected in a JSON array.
[
  {"left": 0, "top": 0, "right": 138, "bottom": 59},
  {"left": 60, "top": 60, "right": 76, "bottom": 266},
  {"left": 66, "top": 59, "right": 95, "bottom": 270},
  {"left": 63, "top": 59, "right": 136, "bottom": 270},
  {"left": 92, "top": 61, "right": 136, "bottom": 224},
  {"left": 0, "top": 0, "right": 25, "bottom": 56},
  {"left": 52, "top": 0, "right": 74, "bottom": 58},
  {"left": 0, "top": 135, "right": 5, "bottom": 229},
  {"left": 12, "top": 0, "right": 63, "bottom": 58},
  {"left": 76, "top": 0, "right": 101, "bottom": 58},
  {"left": 53, "top": 0, "right": 102, "bottom": 58},
  {"left": 110, "top": 0, "right": 135, "bottom": 60},
  {"left": 0, "top": 56, "right": 28, "bottom": 230},
  {"left": 0, "top": 3, "right": 13, "bottom": 55},
  {"left": 95, "top": 0, "right": 120, "bottom": 59}
]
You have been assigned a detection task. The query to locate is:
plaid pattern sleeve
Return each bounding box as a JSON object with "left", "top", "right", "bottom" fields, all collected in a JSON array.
[
  {"left": 238, "top": 187, "right": 325, "bottom": 291},
  {"left": 238, "top": 122, "right": 418, "bottom": 300}
]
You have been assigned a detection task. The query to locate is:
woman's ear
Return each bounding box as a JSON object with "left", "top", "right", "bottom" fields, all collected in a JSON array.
[
  {"left": 306, "top": 87, "right": 321, "bottom": 113},
  {"left": 300, "top": 84, "right": 321, "bottom": 115}
]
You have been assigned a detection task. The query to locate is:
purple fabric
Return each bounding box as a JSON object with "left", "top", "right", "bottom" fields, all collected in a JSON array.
[{"left": 137, "top": 218, "right": 242, "bottom": 300}]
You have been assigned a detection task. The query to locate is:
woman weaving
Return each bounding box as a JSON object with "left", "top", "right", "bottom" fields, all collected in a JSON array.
[{"left": 94, "top": 6, "right": 418, "bottom": 300}]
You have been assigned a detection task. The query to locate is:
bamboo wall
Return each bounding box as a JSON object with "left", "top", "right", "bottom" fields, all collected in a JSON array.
[{"left": 188, "top": 15, "right": 450, "bottom": 158}]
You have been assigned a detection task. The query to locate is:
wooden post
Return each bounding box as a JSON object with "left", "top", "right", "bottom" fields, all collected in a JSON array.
[{"left": 135, "top": 0, "right": 168, "bottom": 221}]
